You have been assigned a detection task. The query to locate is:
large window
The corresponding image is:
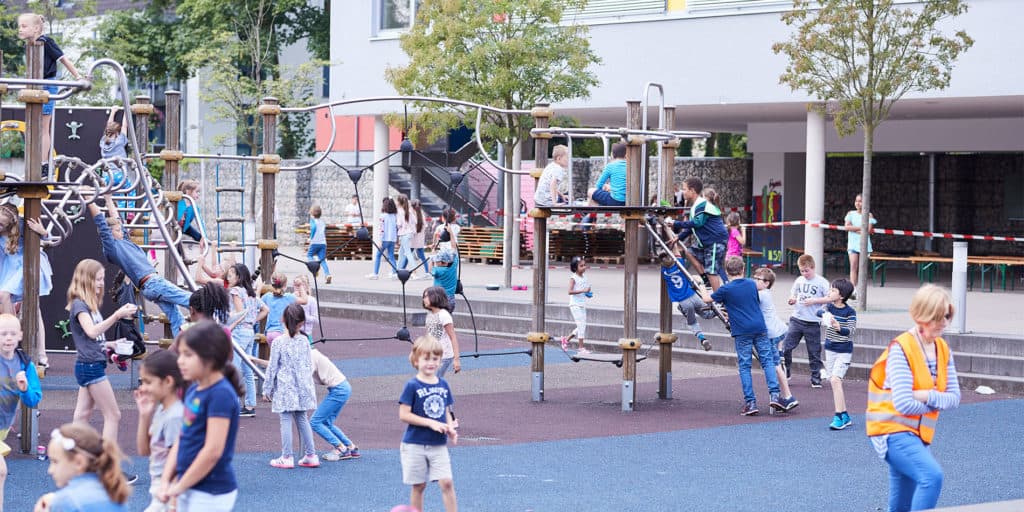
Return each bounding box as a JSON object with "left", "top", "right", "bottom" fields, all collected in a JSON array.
[{"left": 380, "top": 0, "right": 418, "bottom": 31}]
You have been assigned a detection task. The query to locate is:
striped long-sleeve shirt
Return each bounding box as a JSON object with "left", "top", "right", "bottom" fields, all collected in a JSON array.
[
  {"left": 870, "top": 340, "right": 960, "bottom": 458},
  {"left": 822, "top": 303, "right": 857, "bottom": 353}
]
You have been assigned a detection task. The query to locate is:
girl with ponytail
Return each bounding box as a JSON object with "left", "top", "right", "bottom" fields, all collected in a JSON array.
[
  {"left": 34, "top": 422, "right": 129, "bottom": 511},
  {"left": 157, "top": 321, "right": 242, "bottom": 511}
]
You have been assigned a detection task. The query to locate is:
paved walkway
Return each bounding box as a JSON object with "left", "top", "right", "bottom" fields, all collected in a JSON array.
[{"left": 269, "top": 246, "right": 1024, "bottom": 337}]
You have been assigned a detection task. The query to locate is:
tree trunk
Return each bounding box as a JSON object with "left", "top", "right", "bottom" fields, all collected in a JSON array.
[{"left": 857, "top": 124, "right": 874, "bottom": 311}]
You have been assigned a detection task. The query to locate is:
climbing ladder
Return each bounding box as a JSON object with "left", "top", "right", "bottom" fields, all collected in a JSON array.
[{"left": 214, "top": 162, "right": 249, "bottom": 265}]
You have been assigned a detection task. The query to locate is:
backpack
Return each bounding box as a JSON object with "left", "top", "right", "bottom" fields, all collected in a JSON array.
[{"left": 110, "top": 272, "right": 147, "bottom": 359}]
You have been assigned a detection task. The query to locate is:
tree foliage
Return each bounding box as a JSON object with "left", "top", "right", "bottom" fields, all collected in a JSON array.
[
  {"left": 385, "top": 0, "right": 600, "bottom": 165},
  {"left": 773, "top": 0, "right": 972, "bottom": 309}
]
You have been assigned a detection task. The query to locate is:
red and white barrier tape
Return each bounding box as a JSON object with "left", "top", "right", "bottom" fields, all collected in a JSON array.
[{"left": 742, "top": 220, "right": 1024, "bottom": 242}]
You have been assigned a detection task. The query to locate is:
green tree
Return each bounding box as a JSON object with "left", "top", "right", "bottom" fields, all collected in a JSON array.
[
  {"left": 385, "top": 0, "right": 600, "bottom": 168},
  {"left": 773, "top": 0, "right": 972, "bottom": 310}
]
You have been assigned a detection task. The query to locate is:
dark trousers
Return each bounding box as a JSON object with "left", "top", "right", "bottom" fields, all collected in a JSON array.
[{"left": 782, "top": 318, "right": 823, "bottom": 379}]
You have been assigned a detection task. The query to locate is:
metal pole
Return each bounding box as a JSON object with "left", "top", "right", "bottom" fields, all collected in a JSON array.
[
  {"left": 258, "top": 98, "right": 281, "bottom": 280},
  {"left": 952, "top": 241, "right": 968, "bottom": 334},
  {"left": 18, "top": 38, "right": 45, "bottom": 454}
]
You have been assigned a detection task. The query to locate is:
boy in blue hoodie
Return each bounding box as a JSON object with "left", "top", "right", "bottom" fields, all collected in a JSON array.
[
  {"left": 673, "top": 177, "right": 729, "bottom": 291},
  {"left": 431, "top": 250, "right": 459, "bottom": 313},
  {"left": 0, "top": 313, "right": 43, "bottom": 510}
]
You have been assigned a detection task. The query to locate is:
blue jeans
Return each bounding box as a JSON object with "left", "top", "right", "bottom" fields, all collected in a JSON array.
[
  {"left": 231, "top": 327, "right": 256, "bottom": 407},
  {"left": 140, "top": 276, "right": 191, "bottom": 336},
  {"left": 415, "top": 248, "right": 429, "bottom": 272},
  {"left": 310, "top": 381, "right": 353, "bottom": 448},
  {"left": 396, "top": 233, "right": 416, "bottom": 270},
  {"left": 439, "top": 357, "right": 454, "bottom": 378},
  {"left": 734, "top": 333, "right": 780, "bottom": 403},
  {"left": 279, "top": 410, "right": 316, "bottom": 458},
  {"left": 885, "top": 432, "right": 944, "bottom": 511},
  {"left": 373, "top": 240, "right": 396, "bottom": 275},
  {"left": 307, "top": 243, "right": 330, "bottom": 276}
]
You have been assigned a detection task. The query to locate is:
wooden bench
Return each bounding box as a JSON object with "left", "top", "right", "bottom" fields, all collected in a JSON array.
[
  {"left": 873, "top": 253, "right": 1024, "bottom": 291},
  {"left": 786, "top": 246, "right": 849, "bottom": 275},
  {"left": 741, "top": 247, "right": 763, "bottom": 277}
]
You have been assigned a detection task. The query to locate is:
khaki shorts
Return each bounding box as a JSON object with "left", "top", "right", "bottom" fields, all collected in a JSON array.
[
  {"left": 0, "top": 428, "right": 10, "bottom": 457},
  {"left": 823, "top": 350, "right": 852, "bottom": 380},
  {"left": 400, "top": 442, "right": 452, "bottom": 485}
]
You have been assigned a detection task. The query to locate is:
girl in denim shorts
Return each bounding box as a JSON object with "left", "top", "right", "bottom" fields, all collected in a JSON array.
[{"left": 68, "top": 259, "right": 138, "bottom": 442}]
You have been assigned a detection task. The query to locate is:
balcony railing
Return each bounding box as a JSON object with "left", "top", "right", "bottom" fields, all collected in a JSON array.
[{"left": 564, "top": 0, "right": 666, "bottom": 19}]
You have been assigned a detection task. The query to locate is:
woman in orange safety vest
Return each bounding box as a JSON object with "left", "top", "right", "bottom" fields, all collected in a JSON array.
[{"left": 866, "top": 284, "right": 960, "bottom": 512}]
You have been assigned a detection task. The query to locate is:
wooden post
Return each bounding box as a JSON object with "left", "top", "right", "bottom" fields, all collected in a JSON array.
[
  {"left": 658, "top": 107, "right": 678, "bottom": 399},
  {"left": 624, "top": 100, "right": 643, "bottom": 340},
  {"left": 258, "top": 97, "right": 281, "bottom": 280},
  {"left": 529, "top": 103, "right": 553, "bottom": 402},
  {"left": 18, "top": 39, "right": 45, "bottom": 454},
  {"left": 619, "top": 338, "right": 641, "bottom": 412},
  {"left": 160, "top": 91, "right": 182, "bottom": 339}
]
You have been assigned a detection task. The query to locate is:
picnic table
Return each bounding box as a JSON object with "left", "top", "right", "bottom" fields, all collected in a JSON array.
[
  {"left": 870, "top": 252, "right": 1024, "bottom": 291},
  {"left": 741, "top": 247, "right": 763, "bottom": 277}
]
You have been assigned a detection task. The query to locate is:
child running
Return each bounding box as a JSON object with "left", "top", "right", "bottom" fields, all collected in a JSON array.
[
  {"left": 700, "top": 256, "right": 782, "bottom": 416},
  {"left": 158, "top": 321, "right": 242, "bottom": 511},
  {"left": 34, "top": 423, "right": 129, "bottom": 512},
  {"left": 725, "top": 211, "right": 746, "bottom": 258},
  {"left": 0, "top": 313, "right": 42, "bottom": 511},
  {"left": 658, "top": 250, "right": 712, "bottom": 351},
  {"left": 261, "top": 272, "right": 296, "bottom": 346},
  {"left": 67, "top": 259, "right": 138, "bottom": 443},
  {"left": 782, "top": 254, "right": 831, "bottom": 388},
  {"left": 306, "top": 205, "right": 332, "bottom": 284},
  {"left": 263, "top": 304, "right": 319, "bottom": 469},
  {"left": 133, "top": 350, "right": 185, "bottom": 512},
  {"left": 423, "top": 286, "right": 460, "bottom": 377},
  {"left": 561, "top": 256, "right": 592, "bottom": 354},
  {"left": 227, "top": 264, "right": 267, "bottom": 418},
  {"left": 310, "top": 337, "right": 360, "bottom": 461},
  {"left": 399, "top": 335, "right": 458, "bottom": 512},
  {"left": 752, "top": 268, "right": 799, "bottom": 411},
  {"left": 819, "top": 278, "right": 857, "bottom": 430}
]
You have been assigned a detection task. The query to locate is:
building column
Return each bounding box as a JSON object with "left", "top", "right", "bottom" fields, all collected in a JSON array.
[
  {"left": 373, "top": 116, "right": 390, "bottom": 246},
  {"left": 804, "top": 108, "right": 825, "bottom": 267}
]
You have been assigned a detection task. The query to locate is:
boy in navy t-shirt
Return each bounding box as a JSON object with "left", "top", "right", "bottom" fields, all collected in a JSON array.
[
  {"left": 701, "top": 256, "right": 782, "bottom": 416},
  {"left": 399, "top": 335, "right": 458, "bottom": 512},
  {"left": 658, "top": 251, "right": 712, "bottom": 351}
]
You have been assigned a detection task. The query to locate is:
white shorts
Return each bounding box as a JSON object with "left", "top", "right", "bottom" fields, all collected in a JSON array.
[
  {"left": 401, "top": 442, "right": 453, "bottom": 485},
  {"left": 823, "top": 350, "right": 852, "bottom": 379},
  {"left": 569, "top": 305, "right": 587, "bottom": 339},
  {"left": 176, "top": 489, "right": 238, "bottom": 512}
]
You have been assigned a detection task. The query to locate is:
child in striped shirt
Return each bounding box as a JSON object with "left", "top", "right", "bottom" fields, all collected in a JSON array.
[{"left": 818, "top": 278, "right": 857, "bottom": 430}]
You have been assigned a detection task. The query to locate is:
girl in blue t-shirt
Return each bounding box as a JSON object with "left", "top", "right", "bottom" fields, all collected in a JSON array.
[
  {"left": 260, "top": 272, "right": 296, "bottom": 346},
  {"left": 158, "top": 321, "right": 242, "bottom": 511},
  {"left": 35, "top": 423, "right": 130, "bottom": 511}
]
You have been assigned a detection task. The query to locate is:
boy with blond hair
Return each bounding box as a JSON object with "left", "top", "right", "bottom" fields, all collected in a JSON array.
[
  {"left": 782, "top": 254, "right": 831, "bottom": 388},
  {"left": 0, "top": 313, "right": 43, "bottom": 510},
  {"left": 399, "top": 335, "right": 458, "bottom": 512}
]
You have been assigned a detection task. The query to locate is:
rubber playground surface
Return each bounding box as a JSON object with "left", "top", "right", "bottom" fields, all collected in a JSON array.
[{"left": 7, "top": 317, "right": 1024, "bottom": 511}]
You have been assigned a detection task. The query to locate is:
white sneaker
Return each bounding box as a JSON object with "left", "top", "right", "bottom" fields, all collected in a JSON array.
[{"left": 365, "top": 273, "right": 379, "bottom": 280}]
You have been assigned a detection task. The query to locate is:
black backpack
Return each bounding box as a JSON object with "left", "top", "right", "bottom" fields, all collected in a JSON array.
[{"left": 110, "top": 271, "right": 147, "bottom": 359}]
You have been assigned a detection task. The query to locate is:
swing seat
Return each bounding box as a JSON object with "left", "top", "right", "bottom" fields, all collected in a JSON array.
[{"left": 570, "top": 352, "right": 648, "bottom": 367}]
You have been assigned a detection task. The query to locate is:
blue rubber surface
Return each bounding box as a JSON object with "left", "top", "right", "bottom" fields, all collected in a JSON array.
[{"left": 7, "top": 398, "right": 1023, "bottom": 511}]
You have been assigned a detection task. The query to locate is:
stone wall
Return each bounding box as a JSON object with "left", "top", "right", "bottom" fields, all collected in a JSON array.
[
  {"left": 179, "top": 161, "right": 382, "bottom": 246},
  {"left": 568, "top": 156, "right": 754, "bottom": 214},
  {"left": 823, "top": 154, "right": 1024, "bottom": 257}
]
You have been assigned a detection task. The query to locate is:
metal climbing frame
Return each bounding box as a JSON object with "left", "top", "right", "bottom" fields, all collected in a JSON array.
[{"left": 214, "top": 161, "right": 249, "bottom": 264}]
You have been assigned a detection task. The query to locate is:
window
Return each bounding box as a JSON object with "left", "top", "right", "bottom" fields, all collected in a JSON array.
[
  {"left": 380, "top": 0, "right": 418, "bottom": 31},
  {"left": 565, "top": 0, "right": 666, "bottom": 19}
]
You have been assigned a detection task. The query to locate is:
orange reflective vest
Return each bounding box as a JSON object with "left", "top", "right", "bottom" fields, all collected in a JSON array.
[{"left": 865, "top": 331, "right": 950, "bottom": 444}]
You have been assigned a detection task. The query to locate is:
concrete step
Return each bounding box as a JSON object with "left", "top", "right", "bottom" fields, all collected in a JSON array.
[{"left": 318, "top": 298, "right": 1024, "bottom": 392}]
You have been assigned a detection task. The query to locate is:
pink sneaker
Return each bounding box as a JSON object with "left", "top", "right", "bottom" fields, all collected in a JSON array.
[
  {"left": 270, "top": 456, "right": 294, "bottom": 469},
  {"left": 298, "top": 454, "right": 321, "bottom": 468},
  {"left": 560, "top": 336, "right": 569, "bottom": 351}
]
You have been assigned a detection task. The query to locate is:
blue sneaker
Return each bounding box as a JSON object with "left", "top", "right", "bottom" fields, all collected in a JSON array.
[
  {"left": 841, "top": 411, "right": 852, "bottom": 428},
  {"left": 829, "top": 414, "right": 848, "bottom": 430},
  {"left": 741, "top": 401, "right": 759, "bottom": 416},
  {"left": 779, "top": 395, "right": 799, "bottom": 411}
]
